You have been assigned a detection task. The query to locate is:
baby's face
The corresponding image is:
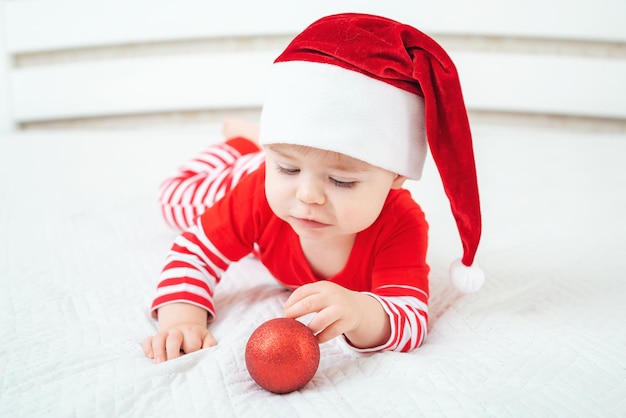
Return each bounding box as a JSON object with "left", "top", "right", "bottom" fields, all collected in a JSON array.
[{"left": 263, "top": 143, "right": 403, "bottom": 242}]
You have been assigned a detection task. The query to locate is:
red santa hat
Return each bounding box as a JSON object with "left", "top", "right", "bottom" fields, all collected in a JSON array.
[{"left": 259, "top": 13, "right": 484, "bottom": 292}]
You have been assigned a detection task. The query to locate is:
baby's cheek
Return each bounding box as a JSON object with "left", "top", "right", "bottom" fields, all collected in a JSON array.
[
  {"left": 265, "top": 183, "right": 299, "bottom": 226},
  {"left": 340, "top": 197, "right": 384, "bottom": 232},
  {"left": 264, "top": 174, "right": 283, "bottom": 214}
]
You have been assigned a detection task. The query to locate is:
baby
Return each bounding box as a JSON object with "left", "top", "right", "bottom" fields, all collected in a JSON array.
[{"left": 143, "top": 13, "right": 483, "bottom": 363}]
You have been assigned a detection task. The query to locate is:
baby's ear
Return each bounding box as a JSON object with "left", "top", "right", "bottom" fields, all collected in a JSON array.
[{"left": 391, "top": 175, "right": 407, "bottom": 189}]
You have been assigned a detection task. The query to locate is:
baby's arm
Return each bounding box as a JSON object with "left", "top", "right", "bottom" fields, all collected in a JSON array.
[
  {"left": 145, "top": 223, "right": 225, "bottom": 363},
  {"left": 143, "top": 303, "right": 216, "bottom": 363},
  {"left": 146, "top": 168, "right": 268, "bottom": 362},
  {"left": 284, "top": 281, "right": 427, "bottom": 352}
]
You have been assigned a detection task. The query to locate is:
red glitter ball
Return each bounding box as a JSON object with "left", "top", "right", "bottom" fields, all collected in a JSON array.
[{"left": 245, "top": 318, "right": 320, "bottom": 394}]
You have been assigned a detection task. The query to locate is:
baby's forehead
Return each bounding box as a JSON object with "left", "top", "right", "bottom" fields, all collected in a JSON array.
[{"left": 265, "top": 143, "right": 374, "bottom": 172}]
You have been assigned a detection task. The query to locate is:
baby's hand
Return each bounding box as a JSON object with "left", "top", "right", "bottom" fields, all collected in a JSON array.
[
  {"left": 284, "top": 281, "right": 365, "bottom": 343},
  {"left": 143, "top": 303, "right": 216, "bottom": 363},
  {"left": 143, "top": 323, "right": 217, "bottom": 363},
  {"left": 284, "top": 281, "right": 391, "bottom": 349}
]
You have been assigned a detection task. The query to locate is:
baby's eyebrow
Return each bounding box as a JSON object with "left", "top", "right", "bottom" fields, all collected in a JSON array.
[
  {"left": 265, "top": 144, "right": 371, "bottom": 174},
  {"left": 264, "top": 145, "right": 295, "bottom": 160},
  {"left": 326, "top": 162, "right": 369, "bottom": 174}
]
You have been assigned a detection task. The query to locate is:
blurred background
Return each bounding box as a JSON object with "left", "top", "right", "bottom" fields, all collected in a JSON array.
[{"left": 1, "top": 0, "right": 625, "bottom": 133}]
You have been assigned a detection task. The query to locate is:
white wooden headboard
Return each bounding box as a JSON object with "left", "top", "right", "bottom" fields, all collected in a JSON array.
[{"left": 1, "top": 0, "right": 625, "bottom": 132}]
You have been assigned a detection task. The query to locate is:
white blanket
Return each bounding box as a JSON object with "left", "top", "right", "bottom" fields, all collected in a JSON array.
[{"left": 1, "top": 124, "right": 625, "bottom": 416}]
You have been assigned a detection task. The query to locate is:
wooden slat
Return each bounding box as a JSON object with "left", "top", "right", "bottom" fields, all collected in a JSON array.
[
  {"left": 10, "top": 49, "right": 626, "bottom": 123},
  {"left": 453, "top": 51, "right": 626, "bottom": 119},
  {"left": 4, "top": 0, "right": 625, "bottom": 128},
  {"left": 5, "top": 0, "right": 626, "bottom": 53},
  {"left": 9, "top": 51, "right": 278, "bottom": 121}
]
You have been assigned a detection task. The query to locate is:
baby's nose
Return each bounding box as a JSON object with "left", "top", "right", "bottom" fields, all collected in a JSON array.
[{"left": 296, "top": 177, "right": 325, "bottom": 205}]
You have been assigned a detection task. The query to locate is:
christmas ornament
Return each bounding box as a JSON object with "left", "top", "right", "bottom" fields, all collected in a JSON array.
[{"left": 245, "top": 318, "right": 320, "bottom": 393}]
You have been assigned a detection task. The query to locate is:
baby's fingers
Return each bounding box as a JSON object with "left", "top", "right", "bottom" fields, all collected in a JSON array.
[
  {"left": 165, "top": 330, "right": 184, "bottom": 361},
  {"left": 306, "top": 306, "right": 346, "bottom": 343},
  {"left": 147, "top": 331, "right": 170, "bottom": 363},
  {"left": 284, "top": 283, "right": 326, "bottom": 318},
  {"left": 180, "top": 329, "right": 217, "bottom": 353},
  {"left": 142, "top": 336, "right": 155, "bottom": 359},
  {"left": 313, "top": 322, "right": 343, "bottom": 344},
  {"left": 284, "top": 293, "right": 323, "bottom": 319},
  {"left": 202, "top": 332, "right": 218, "bottom": 348},
  {"left": 180, "top": 332, "right": 201, "bottom": 355}
]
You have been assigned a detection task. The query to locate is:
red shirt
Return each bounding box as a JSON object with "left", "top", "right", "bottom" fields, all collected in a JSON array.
[{"left": 153, "top": 163, "right": 430, "bottom": 352}]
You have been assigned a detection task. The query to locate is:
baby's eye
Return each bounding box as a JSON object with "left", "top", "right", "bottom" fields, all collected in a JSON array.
[
  {"left": 276, "top": 164, "right": 299, "bottom": 175},
  {"left": 330, "top": 177, "right": 357, "bottom": 189}
]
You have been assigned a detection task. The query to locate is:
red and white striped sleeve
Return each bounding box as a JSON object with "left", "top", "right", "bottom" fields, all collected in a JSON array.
[
  {"left": 158, "top": 137, "right": 264, "bottom": 231},
  {"left": 353, "top": 288, "right": 428, "bottom": 353},
  {"left": 150, "top": 221, "right": 231, "bottom": 320}
]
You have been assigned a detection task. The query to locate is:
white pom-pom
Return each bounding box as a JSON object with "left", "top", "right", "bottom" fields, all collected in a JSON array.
[{"left": 449, "top": 258, "right": 485, "bottom": 293}]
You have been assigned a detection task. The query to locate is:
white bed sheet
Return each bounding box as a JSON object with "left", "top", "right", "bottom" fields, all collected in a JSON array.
[{"left": 1, "top": 124, "right": 625, "bottom": 417}]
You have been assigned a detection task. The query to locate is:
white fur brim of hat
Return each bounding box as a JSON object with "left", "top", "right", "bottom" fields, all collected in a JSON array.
[{"left": 259, "top": 61, "right": 428, "bottom": 180}]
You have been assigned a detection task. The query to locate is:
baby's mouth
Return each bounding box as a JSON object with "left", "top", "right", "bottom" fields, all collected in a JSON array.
[{"left": 290, "top": 216, "right": 330, "bottom": 229}]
